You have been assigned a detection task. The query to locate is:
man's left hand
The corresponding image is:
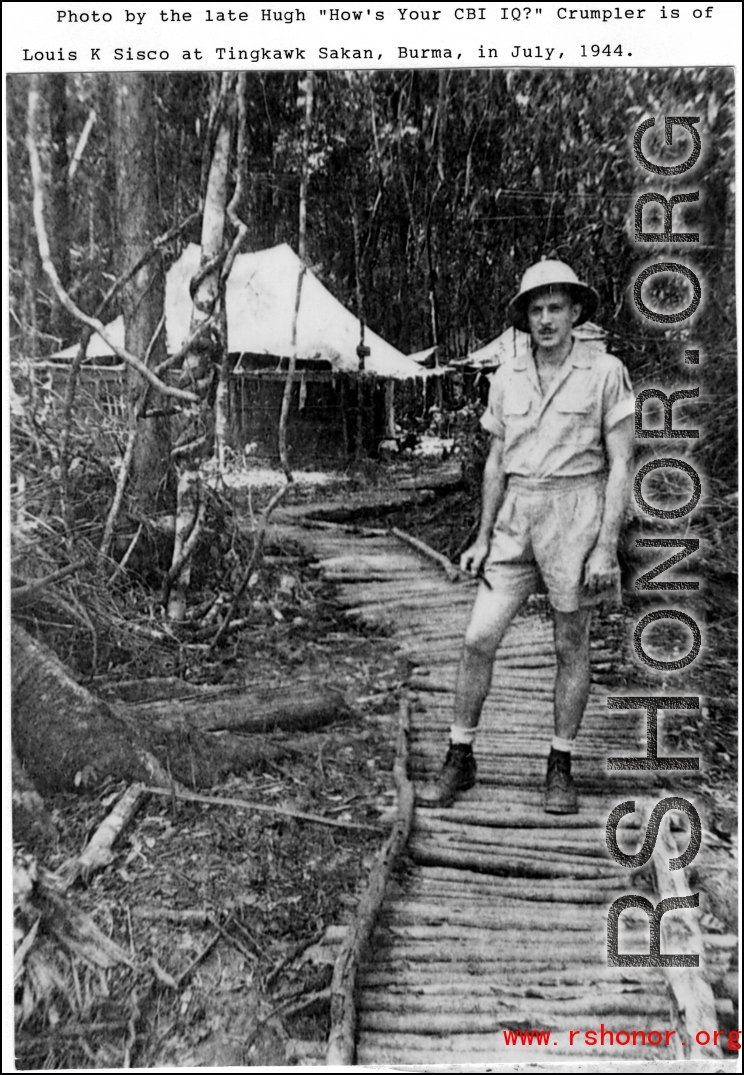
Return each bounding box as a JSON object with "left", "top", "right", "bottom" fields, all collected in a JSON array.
[{"left": 583, "top": 544, "right": 621, "bottom": 599}]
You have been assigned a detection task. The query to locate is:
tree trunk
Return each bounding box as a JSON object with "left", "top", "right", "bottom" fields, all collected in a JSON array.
[
  {"left": 11, "top": 622, "right": 288, "bottom": 802},
  {"left": 168, "top": 75, "right": 234, "bottom": 619},
  {"left": 27, "top": 74, "right": 70, "bottom": 347},
  {"left": 113, "top": 73, "right": 173, "bottom": 517},
  {"left": 44, "top": 74, "right": 71, "bottom": 340}
]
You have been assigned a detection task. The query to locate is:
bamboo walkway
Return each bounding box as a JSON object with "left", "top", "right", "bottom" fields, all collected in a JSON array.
[{"left": 274, "top": 508, "right": 726, "bottom": 1067}]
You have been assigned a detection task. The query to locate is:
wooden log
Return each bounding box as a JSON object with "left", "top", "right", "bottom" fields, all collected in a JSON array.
[
  {"left": 379, "top": 902, "right": 605, "bottom": 931},
  {"left": 405, "top": 864, "right": 620, "bottom": 893},
  {"left": 367, "top": 927, "right": 643, "bottom": 956},
  {"left": 326, "top": 698, "right": 415, "bottom": 1067},
  {"left": 395, "top": 883, "right": 616, "bottom": 905},
  {"left": 390, "top": 527, "right": 462, "bottom": 582},
  {"left": 356, "top": 1038, "right": 661, "bottom": 1063},
  {"left": 370, "top": 923, "right": 608, "bottom": 947},
  {"left": 297, "top": 519, "right": 388, "bottom": 536},
  {"left": 648, "top": 802, "right": 722, "bottom": 1061},
  {"left": 359, "top": 1011, "right": 576, "bottom": 1035},
  {"left": 305, "top": 489, "right": 437, "bottom": 523},
  {"left": 358, "top": 993, "right": 671, "bottom": 1019},
  {"left": 142, "top": 684, "right": 349, "bottom": 734},
  {"left": 61, "top": 782, "right": 148, "bottom": 888},
  {"left": 409, "top": 804, "right": 608, "bottom": 829},
  {"left": 147, "top": 786, "right": 382, "bottom": 833},
  {"left": 409, "top": 828, "right": 617, "bottom": 863},
  {"left": 360, "top": 958, "right": 662, "bottom": 980},
  {"left": 409, "top": 843, "right": 621, "bottom": 880},
  {"left": 358, "top": 969, "right": 659, "bottom": 990}
]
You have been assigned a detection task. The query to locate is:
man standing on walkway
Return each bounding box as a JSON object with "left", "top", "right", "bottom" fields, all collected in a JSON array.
[{"left": 418, "top": 260, "right": 634, "bottom": 813}]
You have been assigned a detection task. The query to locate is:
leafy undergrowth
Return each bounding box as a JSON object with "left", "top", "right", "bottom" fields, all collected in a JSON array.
[
  {"left": 14, "top": 520, "right": 404, "bottom": 1069},
  {"left": 13, "top": 456, "right": 738, "bottom": 1066}
]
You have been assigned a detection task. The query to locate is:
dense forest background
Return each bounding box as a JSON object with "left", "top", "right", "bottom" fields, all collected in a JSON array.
[
  {"left": 8, "top": 63, "right": 737, "bottom": 673},
  {"left": 8, "top": 67, "right": 735, "bottom": 392},
  {"left": 8, "top": 65, "right": 737, "bottom": 644}
]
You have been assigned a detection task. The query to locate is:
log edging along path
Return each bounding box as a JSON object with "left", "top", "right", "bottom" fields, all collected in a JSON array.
[{"left": 270, "top": 509, "right": 729, "bottom": 1067}]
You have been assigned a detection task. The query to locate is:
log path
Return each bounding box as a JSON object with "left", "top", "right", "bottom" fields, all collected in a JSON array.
[{"left": 273, "top": 505, "right": 727, "bottom": 1067}]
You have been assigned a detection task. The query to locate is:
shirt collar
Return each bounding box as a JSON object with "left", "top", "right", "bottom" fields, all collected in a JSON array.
[{"left": 513, "top": 335, "right": 592, "bottom": 371}]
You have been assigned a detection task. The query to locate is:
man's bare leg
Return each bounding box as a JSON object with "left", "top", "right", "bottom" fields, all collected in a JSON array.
[
  {"left": 545, "top": 607, "right": 593, "bottom": 813},
  {"left": 418, "top": 583, "right": 526, "bottom": 807},
  {"left": 553, "top": 607, "right": 593, "bottom": 738}
]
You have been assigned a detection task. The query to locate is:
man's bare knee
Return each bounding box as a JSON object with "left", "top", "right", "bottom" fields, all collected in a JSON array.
[
  {"left": 462, "top": 629, "right": 499, "bottom": 662},
  {"left": 554, "top": 611, "right": 591, "bottom": 665}
]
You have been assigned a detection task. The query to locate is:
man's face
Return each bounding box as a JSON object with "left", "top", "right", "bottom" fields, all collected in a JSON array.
[{"left": 526, "top": 287, "right": 581, "bottom": 353}]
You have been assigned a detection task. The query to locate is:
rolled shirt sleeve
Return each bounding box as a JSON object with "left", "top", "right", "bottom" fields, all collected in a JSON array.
[
  {"left": 603, "top": 360, "right": 635, "bottom": 432},
  {"left": 479, "top": 369, "right": 506, "bottom": 439}
]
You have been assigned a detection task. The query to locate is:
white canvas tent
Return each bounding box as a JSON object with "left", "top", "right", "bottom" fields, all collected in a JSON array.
[
  {"left": 53, "top": 243, "right": 426, "bottom": 380},
  {"left": 463, "top": 322, "right": 607, "bottom": 369}
]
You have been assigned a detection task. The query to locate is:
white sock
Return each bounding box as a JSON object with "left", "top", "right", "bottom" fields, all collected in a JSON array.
[
  {"left": 551, "top": 735, "right": 575, "bottom": 754},
  {"left": 450, "top": 725, "right": 477, "bottom": 747}
]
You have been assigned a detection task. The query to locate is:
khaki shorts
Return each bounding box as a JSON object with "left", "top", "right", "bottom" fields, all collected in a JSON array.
[{"left": 484, "top": 474, "right": 607, "bottom": 613}]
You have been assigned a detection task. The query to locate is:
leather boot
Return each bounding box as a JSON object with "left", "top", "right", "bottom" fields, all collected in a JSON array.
[
  {"left": 417, "top": 743, "right": 477, "bottom": 808},
  {"left": 544, "top": 747, "right": 578, "bottom": 814}
]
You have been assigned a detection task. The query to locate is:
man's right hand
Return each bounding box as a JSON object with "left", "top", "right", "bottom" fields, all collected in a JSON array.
[{"left": 460, "top": 539, "right": 490, "bottom": 577}]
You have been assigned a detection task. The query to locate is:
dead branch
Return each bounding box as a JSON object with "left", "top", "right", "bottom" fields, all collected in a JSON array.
[
  {"left": 11, "top": 559, "right": 89, "bottom": 601},
  {"left": 161, "top": 491, "right": 208, "bottom": 607},
  {"left": 327, "top": 697, "right": 415, "bottom": 1065},
  {"left": 207, "top": 916, "right": 256, "bottom": 964},
  {"left": 132, "top": 908, "right": 212, "bottom": 924},
  {"left": 58, "top": 337, "right": 89, "bottom": 538},
  {"left": 390, "top": 526, "right": 462, "bottom": 582},
  {"left": 68, "top": 107, "right": 96, "bottom": 182},
  {"left": 26, "top": 87, "right": 197, "bottom": 406},
  {"left": 175, "top": 930, "right": 221, "bottom": 990},
  {"left": 209, "top": 481, "right": 289, "bottom": 649},
  {"left": 109, "top": 523, "right": 143, "bottom": 584},
  {"left": 98, "top": 428, "right": 138, "bottom": 564},
  {"left": 60, "top": 784, "right": 148, "bottom": 889},
  {"left": 146, "top": 785, "right": 383, "bottom": 834},
  {"left": 647, "top": 799, "right": 721, "bottom": 1060}
]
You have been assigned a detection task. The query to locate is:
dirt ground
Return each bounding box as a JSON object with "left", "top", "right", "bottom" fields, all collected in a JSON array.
[{"left": 12, "top": 457, "right": 739, "bottom": 1069}]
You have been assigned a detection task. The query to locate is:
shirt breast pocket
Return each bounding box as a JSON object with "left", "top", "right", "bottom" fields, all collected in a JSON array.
[
  {"left": 503, "top": 385, "right": 532, "bottom": 419},
  {"left": 553, "top": 390, "right": 597, "bottom": 446}
]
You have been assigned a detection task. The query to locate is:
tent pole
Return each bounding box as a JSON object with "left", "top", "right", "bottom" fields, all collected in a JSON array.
[{"left": 385, "top": 379, "right": 396, "bottom": 440}]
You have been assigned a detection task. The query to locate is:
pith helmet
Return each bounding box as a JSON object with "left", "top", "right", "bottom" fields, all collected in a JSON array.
[{"left": 508, "top": 260, "right": 600, "bottom": 333}]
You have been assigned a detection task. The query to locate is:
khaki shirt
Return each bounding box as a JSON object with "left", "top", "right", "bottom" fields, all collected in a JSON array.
[{"left": 480, "top": 337, "right": 634, "bottom": 478}]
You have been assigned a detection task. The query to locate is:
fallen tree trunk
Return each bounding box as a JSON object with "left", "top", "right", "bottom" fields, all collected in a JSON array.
[
  {"left": 11, "top": 622, "right": 292, "bottom": 801},
  {"left": 141, "top": 684, "right": 349, "bottom": 734}
]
